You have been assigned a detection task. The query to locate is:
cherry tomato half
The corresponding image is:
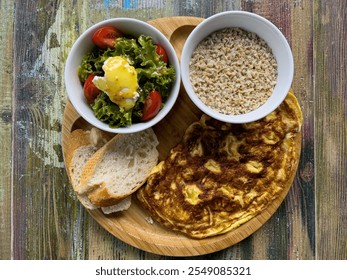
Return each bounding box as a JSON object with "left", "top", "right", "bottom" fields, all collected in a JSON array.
[
  {"left": 142, "top": 90, "right": 162, "bottom": 121},
  {"left": 155, "top": 44, "right": 168, "bottom": 63},
  {"left": 92, "top": 26, "right": 124, "bottom": 49},
  {"left": 84, "top": 74, "right": 102, "bottom": 104}
]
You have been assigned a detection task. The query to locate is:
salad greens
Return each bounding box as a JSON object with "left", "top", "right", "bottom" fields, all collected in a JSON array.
[{"left": 78, "top": 35, "right": 176, "bottom": 128}]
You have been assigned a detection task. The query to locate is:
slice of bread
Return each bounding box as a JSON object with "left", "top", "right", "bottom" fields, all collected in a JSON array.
[
  {"left": 77, "top": 128, "right": 159, "bottom": 207},
  {"left": 65, "top": 129, "right": 99, "bottom": 209},
  {"left": 65, "top": 127, "right": 132, "bottom": 213}
]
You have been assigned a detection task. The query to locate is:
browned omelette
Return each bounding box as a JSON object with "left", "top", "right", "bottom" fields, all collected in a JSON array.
[{"left": 137, "top": 91, "right": 303, "bottom": 239}]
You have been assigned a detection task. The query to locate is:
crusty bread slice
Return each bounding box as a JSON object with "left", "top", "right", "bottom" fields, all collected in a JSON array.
[
  {"left": 65, "top": 129, "right": 99, "bottom": 209},
  {"left": 65, "top": 127, "right": 132, "bottom": 213},
  {"left": 70, "top": 146, "right": 99, "bottom": 209},
  {"left": 65, "top": 129, "right": 93, "bottom": 187},
  {"left": 77, "top": 128, "right": 159, "bottom": 207}
]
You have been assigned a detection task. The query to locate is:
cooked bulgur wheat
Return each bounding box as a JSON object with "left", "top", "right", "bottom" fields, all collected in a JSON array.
[{"left": 189, "top": 28, "right": 278, "bottom": 115}]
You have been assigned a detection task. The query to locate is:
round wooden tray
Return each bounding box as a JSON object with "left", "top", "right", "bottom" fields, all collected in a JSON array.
[{"left": 62, "top": 16, "right": 301, "bottom": 256}]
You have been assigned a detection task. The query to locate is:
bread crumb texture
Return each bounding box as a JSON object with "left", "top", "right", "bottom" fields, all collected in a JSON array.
[{"left": 89, "top": 128, "right": 159, "bottom": 195}]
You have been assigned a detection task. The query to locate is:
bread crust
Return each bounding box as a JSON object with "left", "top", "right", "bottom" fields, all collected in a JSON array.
[
  {"left": 76, "top": 128, "right": 159, "bottom": 208},
  {"left": 65, "top": 129, "right": 92, "bottom": 190},
  {"left": 65, "top": 128, "right": 135, "bottom": 212},
  {"left": 88, "top": 187, "right": 131, "bottom": 207}
]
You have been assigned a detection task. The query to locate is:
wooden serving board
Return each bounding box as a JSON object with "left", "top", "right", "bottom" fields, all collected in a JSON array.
[{"left": 62, "top": 16, "right": 301, "bottom": 256}]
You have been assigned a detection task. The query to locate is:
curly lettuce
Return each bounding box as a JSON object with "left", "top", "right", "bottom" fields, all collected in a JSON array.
[
  {"left": 78, "top": 35, "right": 176, "bottom": 128},
  {"left": 91, "top": 93, "right": 133, "bottom": 128}
]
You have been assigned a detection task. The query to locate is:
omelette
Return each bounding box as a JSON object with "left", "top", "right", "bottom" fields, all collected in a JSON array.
[{"left": 137, "top": 90, "right": 303, "bottom": 239}]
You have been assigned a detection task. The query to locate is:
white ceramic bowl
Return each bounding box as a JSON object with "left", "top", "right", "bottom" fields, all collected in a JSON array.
[
  {"left": 181, "top": 11, "right": 294, "bottom": 123},
  {"left": 65, "top": 18, "right": 181, "bottom": 133}
]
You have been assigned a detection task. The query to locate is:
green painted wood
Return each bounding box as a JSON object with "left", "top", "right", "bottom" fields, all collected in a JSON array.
[{"left": 0, "top": 0, "right": 15, "bottom": 260}]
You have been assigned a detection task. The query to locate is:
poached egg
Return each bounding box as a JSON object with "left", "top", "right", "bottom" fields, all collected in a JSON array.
[{"left": 93, "top": 56, "right": 139, "bottom": 110}]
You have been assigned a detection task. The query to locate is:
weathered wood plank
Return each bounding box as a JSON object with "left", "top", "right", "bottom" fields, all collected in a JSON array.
[
  {"left": 173, "top": 0, "right": 241, "bottom": 17},
  {"left": 12, "top": 0, "right": 87, "bottom": 259},
  {"left": 288, "top": 0, "right": 316, "bottom": 260},
  {"left": 314, "top": 0, "right": 347, "bottom": 260},
  {"left": 0, "top": 0, "right": 15, "bottom": 260}
]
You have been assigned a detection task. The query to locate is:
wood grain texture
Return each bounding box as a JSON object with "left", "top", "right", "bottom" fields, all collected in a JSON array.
[
  {"left": 0, "top": 0, "right": 14, "bottom": 260},
  {"left": 314, "top": 0, "right": 347, "bottom": 260},
  {"left": 1, "top": 0, "right": 346, "bottom": 260},
  {"left": 289, "top": 0, "right": 316, "bottom": 260},
  {"left": 12, "top": 0, "right": 82, "bottom": 260}
]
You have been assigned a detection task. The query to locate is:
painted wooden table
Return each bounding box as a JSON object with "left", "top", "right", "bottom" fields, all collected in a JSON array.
[{"left": 0, "top": 0, "right": 346, "bottom": 260}]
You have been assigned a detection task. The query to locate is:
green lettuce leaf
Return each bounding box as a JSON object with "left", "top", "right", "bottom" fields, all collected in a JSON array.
[{"left": 91, "top": 93, "right": 133, "bottom": 128}]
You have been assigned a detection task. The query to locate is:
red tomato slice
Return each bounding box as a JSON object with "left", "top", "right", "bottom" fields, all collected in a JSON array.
[
  {"left": 92, "top": 26, "right": 124, "bottom": 49},
  {"left": 142, "top": 90, "right": 162, "bottom": 121},
  {"left": 84, "top": 74, "right": 101, "bottom": 104},
  {"left": 155, "top": 44, "right": 168, "bottom": 63}
]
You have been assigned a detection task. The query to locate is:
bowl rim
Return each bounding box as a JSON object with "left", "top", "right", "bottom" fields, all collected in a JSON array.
[
  {"left": 180, "top": 11, "right": 294, "bottom": 124},
  {"left": 64, "top": 17, "right": 181, "bottom": 134}
]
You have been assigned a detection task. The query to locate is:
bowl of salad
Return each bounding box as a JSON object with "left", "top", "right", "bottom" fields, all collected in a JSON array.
[{"left": 65, "top": 18, "right": 180, "bottom": 133}]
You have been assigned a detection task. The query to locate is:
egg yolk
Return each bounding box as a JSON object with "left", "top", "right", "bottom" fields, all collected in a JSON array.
[{"left": 92, "top": 56, "right": 139, "bottom": 110}]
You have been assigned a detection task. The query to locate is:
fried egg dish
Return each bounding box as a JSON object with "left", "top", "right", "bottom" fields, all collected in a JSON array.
[{"left": 137, "top": 90, "right": 303, "bottom": 239}]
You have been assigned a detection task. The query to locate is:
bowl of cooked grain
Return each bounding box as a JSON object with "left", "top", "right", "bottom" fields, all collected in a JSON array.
[{"left": 181, "top": 11, "right": 294, "bottom": 123}]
